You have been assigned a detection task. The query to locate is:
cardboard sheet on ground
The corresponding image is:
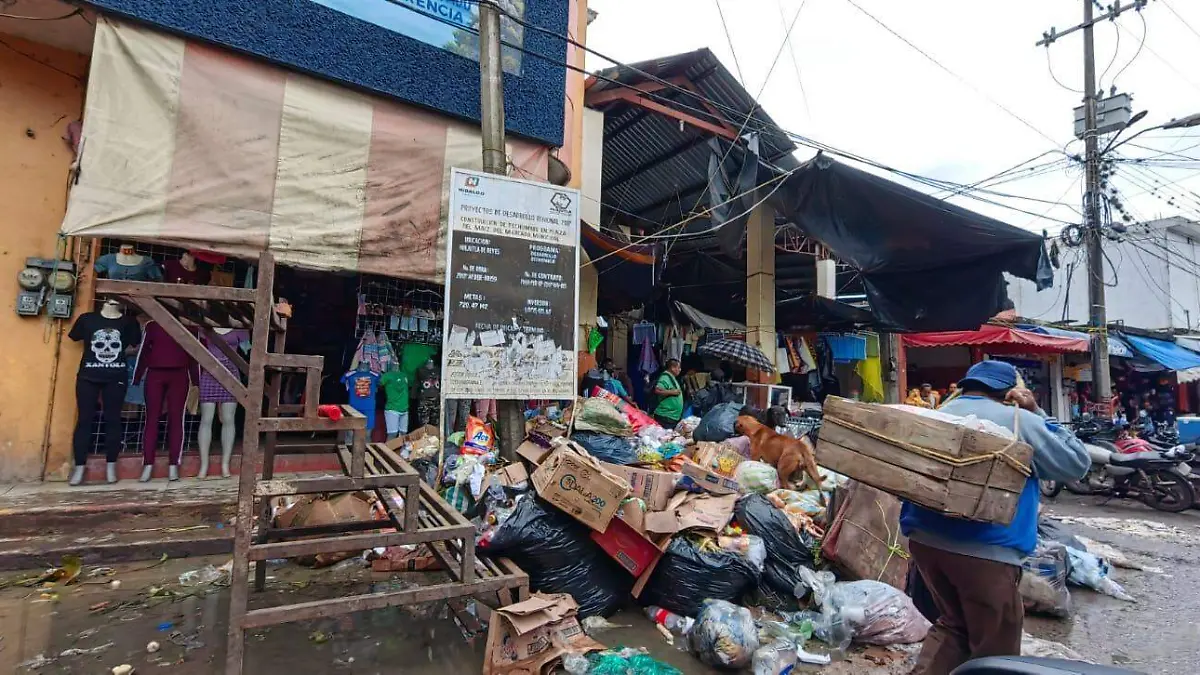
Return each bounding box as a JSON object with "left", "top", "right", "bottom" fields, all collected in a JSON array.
[
  {"left": 643, "top": 493, "right": 739, "bottom": 535},
  {"left": 483, "top": 593, "right": 604, "bottom": 675}
]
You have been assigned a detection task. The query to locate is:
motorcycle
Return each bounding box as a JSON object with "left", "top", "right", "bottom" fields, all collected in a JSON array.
[
  {"left": 1041, "top": 417, "right": 1195, "bottom": 512},
  {"left": 953, "top": 655, "right": 1139, "bottom": 674}
]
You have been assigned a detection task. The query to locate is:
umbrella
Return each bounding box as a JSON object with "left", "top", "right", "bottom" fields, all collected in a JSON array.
[{"left": 699, "top": 338, "right": 775, "bottom": 373}]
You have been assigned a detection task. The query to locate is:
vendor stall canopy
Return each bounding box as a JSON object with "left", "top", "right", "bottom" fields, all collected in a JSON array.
[
  {"left": 903, "top": 324, "right": 1090, "bottom": 354},
  {"left": 587, "top": 49, "right": 1054, "bottom": 331},
  {"left": 1120, "top": 333, "right": 1200, "bottom": 383}
]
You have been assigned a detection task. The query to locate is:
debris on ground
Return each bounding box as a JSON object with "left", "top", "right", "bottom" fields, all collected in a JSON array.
[{"left": 59, "top": 641, "right": 114, "bottom": 657}]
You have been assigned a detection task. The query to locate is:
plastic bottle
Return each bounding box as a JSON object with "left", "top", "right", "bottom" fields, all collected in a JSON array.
[{"left": 645, "top": 606, "right": 695, "bottom": 634}]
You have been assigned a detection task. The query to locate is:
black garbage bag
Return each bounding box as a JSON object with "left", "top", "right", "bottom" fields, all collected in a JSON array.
[
  {"left": 482, "top": 496, "right": 630, "bottom": 618},
  {"left": 640, "top": 537, "right": 759, "bottom": 617},
  {"left": 1037, "top": 516, "right": 1086, "bottom": 552},
  {"left": 693, "top": 402, "right": 742, "bottom": 442},
  {"left": 571, "top": 431, "right": 638, "bottom": 465},
  {"left": 734, "top": 495, "right": 818, "bottom": 604}
]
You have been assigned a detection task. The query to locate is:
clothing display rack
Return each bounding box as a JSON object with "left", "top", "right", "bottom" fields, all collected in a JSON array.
[{"left": 96, "top": 252, "right": 527, "bottom": 674}]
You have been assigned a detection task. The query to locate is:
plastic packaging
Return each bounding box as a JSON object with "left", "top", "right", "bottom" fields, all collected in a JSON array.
[
  {"left": 587, "top": 648, "right": 683, "bottom": 675},
  {"left": 752, "top": 641, "right": 797, "bottom": 675},
  {"left": 641, "top": 537, "right": 760, "bottom": 617},
  {"left": 483, "top": 497, "right": 632, "bottom": 617},
  {"left": 693, "top": 403, "right": 741, "bottom": 442},
  {"left": 461, "top": 417, "right": 495, "bottom": 454},
  {"left": 796, "top": 567, "right": 931, "bottom": 647},
  {"left": 645, "top": 606, "right": 695, "bottom": 634},
  {"left": 735, "top": 461, "right": 780, "bottom": 494},
  {"left": 1019, "top": 540, "right": 1072, "bottom": 618},
  {"left": 571, "top": 431, "right": 638, "bottom": 465},
  {"left": 562, "top": 652, "right": 591, "bottom": 675},
  {"left": 575, "top": 398, "right": 634, "bottom": 436},
  {"left": 1065, "top": 546, "right": 1135, "bottom": 602},
  {"left": 687, "top": 599, "right": 761, "bottom": 670},
  {"left": 717, "top": 534, "right": 767, "bottom": 572},
  {"left": 178, "top": 564, "right": 227, "bottom": 586},
  {"left": 734, "top": 495, "right": 818, "bottom": 609}
]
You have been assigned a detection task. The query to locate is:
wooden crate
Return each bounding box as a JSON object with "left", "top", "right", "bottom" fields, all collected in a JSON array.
[{"left": 816, "top": 397, "right": 1034, "bottom": 525}]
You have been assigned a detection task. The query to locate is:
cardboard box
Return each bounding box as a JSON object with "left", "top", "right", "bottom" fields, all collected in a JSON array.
[
  {"left": 602, "top": 463, "right": 679, "bottom": 511},
  {"left": 590, "top": 513, "right": 662, "bottom": 576},
  {"left": 385, "top": 424, "right": 439, "bottom": 451},
  {"left": 679, "top": 460, "right": 741, "bottom": 495},
  {"left": 691, "top": 441, "right": 747, "bottom": 477},
  {"left": 531, "top": 445, "right": 631, "bottom": 532},
  {"left": 491, "top": 462, "right": 529, "bottom": 488},
  {"left": 643, "top": 492, "right": 739, "bottom": 535},
  {"left": 482, "top": 593, "right": 604, "bottom": 675},
  {"left": 517, "top": 440, "right": 552, "bottom": 467},
  {"left": 818, "top": 396, "right": 1034, "bottom": 525}
]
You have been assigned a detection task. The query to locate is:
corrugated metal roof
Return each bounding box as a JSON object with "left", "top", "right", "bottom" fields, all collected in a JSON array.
[{"left": 588, "top": 48, "right": 796, "bottom": 229}]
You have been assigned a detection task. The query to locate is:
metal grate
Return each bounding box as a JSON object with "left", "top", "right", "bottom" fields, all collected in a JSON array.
[{"left": 354, "top": 275, "right": 444, "bottom": 347}]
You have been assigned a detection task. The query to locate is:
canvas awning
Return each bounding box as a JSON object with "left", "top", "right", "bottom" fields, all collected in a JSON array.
[
  {"left": 60, "top": 18, "right": 551, "bottom": 282},
  {"left": 1016, "top": 324, "right": 1133, "bottom": 358},
  {"left": 903, "top": 324, "right": 1089, "bottom": 354},
  {"left": 1121, "top": 334, "right": 1200, "bottom": 382}
]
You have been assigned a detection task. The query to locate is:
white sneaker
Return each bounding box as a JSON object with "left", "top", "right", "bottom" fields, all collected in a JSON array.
[
  {"left": 168, "top": 465, "right": 179, "bottom": 482},
  {"left": 139, "top": 465, "right": 153, "bottom": 482},
  {"left": 106, "top": 462, "right": 118, "bottom": 484},
  {"left": 68, "top": 466, "right": 85, "bottom": 486}
]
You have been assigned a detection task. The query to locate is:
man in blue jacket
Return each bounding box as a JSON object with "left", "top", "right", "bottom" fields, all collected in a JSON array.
[{"left": 900, "top": 360, "right": 1090, "bottom": 675}]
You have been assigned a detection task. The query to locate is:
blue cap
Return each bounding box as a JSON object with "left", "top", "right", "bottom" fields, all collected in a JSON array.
[{"left": 959, "top": 360, "right": 1018, "bottom": 392}]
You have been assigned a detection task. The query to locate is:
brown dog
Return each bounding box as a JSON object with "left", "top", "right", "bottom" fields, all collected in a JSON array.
[{"left": 735, "top": 415, "right": 823, "bottom": 488}]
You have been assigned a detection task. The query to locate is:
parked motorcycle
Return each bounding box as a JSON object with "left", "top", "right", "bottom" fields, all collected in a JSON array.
[{"left": 952, "top": 656, "right": 1140, "bottom": 674}]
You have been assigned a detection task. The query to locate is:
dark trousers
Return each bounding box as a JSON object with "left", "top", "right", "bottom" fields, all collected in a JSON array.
[
  {"left": 653, "top": 414, "right": 679, "bottom": 429},
  {"left": 909, "top": 540, "right": 1023, "bottom": 675},
  {"left": 74, "top": 377, "right": 128, "bottom": 465},
  {"left": 143, "top": 368, "right": 189, "bottom": 465}
]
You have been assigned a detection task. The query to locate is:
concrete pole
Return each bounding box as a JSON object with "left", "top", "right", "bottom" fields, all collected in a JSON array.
[
  {"left": 745, "top": 204, "right": 776, "bottom": 407},
  {"left": 1081, "top": 0, "right": 1112, "bottom": 407}
]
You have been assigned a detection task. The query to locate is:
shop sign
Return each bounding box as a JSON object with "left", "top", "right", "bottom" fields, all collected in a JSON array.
[{"left": 442, "top": 168, "right": 579, "bottom": 399}]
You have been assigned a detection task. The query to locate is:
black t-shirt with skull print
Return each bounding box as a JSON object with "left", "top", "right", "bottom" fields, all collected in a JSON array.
[{"left": 68, "top": 312, "right": 142, "bottom": 383}]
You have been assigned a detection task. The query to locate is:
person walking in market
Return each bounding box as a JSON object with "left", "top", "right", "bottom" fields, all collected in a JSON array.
[
  {"left": 652, "top": 358, "right": 685, "bottom": 429},
  {"left": 900, "top": 360, "right": 1089, "bottom": 675}
]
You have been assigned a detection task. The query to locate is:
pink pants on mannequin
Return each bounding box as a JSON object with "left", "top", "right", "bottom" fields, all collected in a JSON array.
[{"left": 143, "top": 367, "right": 189, "bottom": 466}]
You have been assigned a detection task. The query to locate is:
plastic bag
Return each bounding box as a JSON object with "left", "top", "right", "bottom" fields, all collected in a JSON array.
[
  {"left": 724, "top": 435, "right": 752, "bottom": 457},
  {"left": 796, "top": 567, "right": 931, "bottom": 647},
  {"left": 483, "top": 497, "right": 631, "bottom": 617},
  {"left": 1019, "top": 540, "right": 1072, "bottom": 618},
  {"left": 735, "top": 461, "right": 779, "bottom": 494},
  {"left": 575, "top": 398, "right": 634, "bottom": 436},
  {"left": 687, "top": 599, "right": 760, "bottom": 669},
  {"left": 461, "top": 417, "right": 494, "bottom": 455},
  {"left": 641, "top": 537, "right": 760, "bottom": 617},
  {"left": 734, "top": 495, "right": 817, "bottom": 609},
  {"left": 752, "top": 641, "right": 797, "bottom": 675},
  {"left": 1065, "top": 546, "right": 1135, "bottom": 602},
  {"left": 693, "top": 403, "right": 741, "bottom": 442},
  {"left": 1037, "top": 517, "right": 1086, "bottom": 552},
  {"left": 586, "top": 648, "right": 682, "bottom": 675},
  {"left": 718, "top": 534, "right": 767, "bottom": 572},
  {"left": 572, "top": 431, "right": 638, "bottom": 465}
]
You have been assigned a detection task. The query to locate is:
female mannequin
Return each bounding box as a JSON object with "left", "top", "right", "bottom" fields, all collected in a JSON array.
[
  {"left": 95, "top": 243, "right": 163, "bottom": 282},
  {"left": 134, "top": 321, "right": 199, "bottom": 481},
  {"left": 197, "top": 327, "right": 247, "bottom": 478},
  {"left": 67, "top": 299, "right": 141, "bottom": 485},
  {"left": 164, "top": 251, "right": 211, "bottom": 286}
]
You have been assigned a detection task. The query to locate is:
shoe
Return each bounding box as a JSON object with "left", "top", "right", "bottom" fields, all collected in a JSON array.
[
  {"left": 106, "top": 462, "right": 118, "bottom": 484},
  {"left": 69, "top": 466, "right": 85, "bottom": 486},
  {"left": 139, "top": 465, "right": 153, "bottom": 482},
  {"left": 168, "top": 465, "right": 179, "bottom": 482}
]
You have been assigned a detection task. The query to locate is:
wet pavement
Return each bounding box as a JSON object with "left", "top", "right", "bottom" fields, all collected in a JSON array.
[{"left": 0, "top": 493, "right": 1194, "bottom": 674}]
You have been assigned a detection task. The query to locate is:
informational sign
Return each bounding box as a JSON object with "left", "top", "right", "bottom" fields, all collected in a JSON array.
[{"left": 442, "top": 168, "right": 580, "bottom": 399}]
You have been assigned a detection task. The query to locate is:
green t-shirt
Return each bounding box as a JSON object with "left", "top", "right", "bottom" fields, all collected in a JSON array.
[
  {"left": 379, "top": 371, "right": 411, "bottom": 412},
  {"left": 653, "top": 372, "right": 684, "bottom": 422}
]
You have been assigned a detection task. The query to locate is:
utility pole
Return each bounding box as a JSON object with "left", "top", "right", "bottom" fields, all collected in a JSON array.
[
  {"left": 478, "top": 0, "right": 524, "bottom": 460},
  {"left": 1038, "top": 0, "right": 1148, "bottom": 410}
]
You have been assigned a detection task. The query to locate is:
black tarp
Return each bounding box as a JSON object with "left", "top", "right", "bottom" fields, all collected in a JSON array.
[{"left": 765, "top": 155, "right": 1052, "bottom": 331}]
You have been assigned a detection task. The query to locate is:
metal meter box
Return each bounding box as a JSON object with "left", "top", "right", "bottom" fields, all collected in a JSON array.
[{"left": 1074, "top": 93, "right": 1132, "bottom": 138}]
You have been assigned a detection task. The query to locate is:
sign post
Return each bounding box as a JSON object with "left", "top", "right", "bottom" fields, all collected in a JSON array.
[{"left": 441, "top": 168, "right": 580, "bottom": 410}]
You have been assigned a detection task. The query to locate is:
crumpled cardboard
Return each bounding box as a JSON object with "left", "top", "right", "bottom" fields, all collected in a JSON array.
[
  {"left": 482, "top": 593, "right": 604, "bottom": 675},
  {"left": 679, "top": 460, "right": 741, "bottom": 495},
  {"left": 643, "top": 492, "right": 739, "bottom": 535},
  {"left": 531, "top": 442, "right": 631, "bottom": 532},
  {"left": 274, "top": 492, "right": 380, "bottom": 567},
  {"left": 601, "top": 462, "right": 679, "bottom": 511},
  {"left": 385, "top": 424, "right": 439, "bottom": 451}
]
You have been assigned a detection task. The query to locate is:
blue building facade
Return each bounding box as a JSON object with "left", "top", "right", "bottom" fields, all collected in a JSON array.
[{"left": 83, "top": 0, "right": 569, "bottom": 146}]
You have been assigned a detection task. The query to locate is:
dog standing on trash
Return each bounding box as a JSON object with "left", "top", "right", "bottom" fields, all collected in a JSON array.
[{"left": 735, "top": 415, "right": 823, "bottom": 488}]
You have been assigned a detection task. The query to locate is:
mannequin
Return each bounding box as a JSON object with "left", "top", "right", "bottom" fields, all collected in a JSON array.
[
  {"left": 197, "top": 327, "right": 247, "bottom": 478},
  {"left": 134, "top": 321, "right": 199, "bottom": 481},
  {"left": 67, "top": 299, "right": 142, "bottom": 485},
  {"left": 164, "top": 251, "right": 211, "bottom": 286},
  {"left": 95, "top": 243, "right": 163, "bottom": 282},
  {"left": 341, "top": 366, "right": 380, "bottom": 443},
  {"left": 415, "top": 358, "right": 441, "bottom": 427}
]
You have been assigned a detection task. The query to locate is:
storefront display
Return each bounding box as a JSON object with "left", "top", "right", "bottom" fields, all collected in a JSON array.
[
  {"left": 197, "top": 328, "right": 248, "bottom": 478},
  {"left": 135, "top": 320, "right": 200, "bottom": 482}
]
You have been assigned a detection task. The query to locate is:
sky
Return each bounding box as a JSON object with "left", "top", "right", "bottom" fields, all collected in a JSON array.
[{"left": 585, "top": 0, "right": 1200, "bottom": 237}]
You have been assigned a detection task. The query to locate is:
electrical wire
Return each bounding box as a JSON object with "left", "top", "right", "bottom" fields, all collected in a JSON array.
[
  {"left": 1109, "top": 10, "right": 1144, "bottom": 89},
  {"left": 0, "top": 37, "right": 82, "bottom": 81},
  {"left": 1045, "top": 47, "right": 1083, "bottom": 94},
  {"left": 1116, "top": 18, "right": 1200, "bottom": 95},
  {"left": 840, "top": 0, "right": 1062, "bottom": 148},
  {"left": 0, "top": 8, "right": 81, "bottom": 21},
  {"left": 712, "top": 0, "right": 746, "bottom": 86},
  {"left": 1161, "top": 0, "right": 1200, "bottom": 45},
  {"left": 777, "top": 0, "right": 811, "bottom": 123},
  {"left": 1098, "top": 22, "right": 1120, "bottom": 91}
]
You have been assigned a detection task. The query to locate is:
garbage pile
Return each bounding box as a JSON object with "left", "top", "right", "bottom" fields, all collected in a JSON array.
[{"left": 1018, "top": 515, "right": 1137, "bottom": 619}]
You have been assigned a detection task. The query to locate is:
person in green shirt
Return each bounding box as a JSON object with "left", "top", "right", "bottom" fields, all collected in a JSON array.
[
  {"left": 653, "top": 359, "right": 685, "bottom": 428},
  {"left": 379, "top": 370, "right": 411, "bottom": 439}
]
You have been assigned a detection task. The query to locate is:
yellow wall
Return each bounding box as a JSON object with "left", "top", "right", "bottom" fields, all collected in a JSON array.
[{"left": 0, "top": 36, "right": 88, "bottom": 481}]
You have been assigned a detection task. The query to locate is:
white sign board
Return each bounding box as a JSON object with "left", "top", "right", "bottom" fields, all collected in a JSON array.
[{"left": 441, "top": 168, "right": 580, "bottom": 399}]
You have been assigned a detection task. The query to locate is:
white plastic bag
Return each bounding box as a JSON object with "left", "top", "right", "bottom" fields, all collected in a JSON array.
[
  {"left": 735, "top": 460, "right": 779, "bottom": 494},
  {"left": 1065, "top": 546, "right": 1135, "bottom": 602},
  {"left": 796, "top": 567, "right": 930, "bottom": 647}
]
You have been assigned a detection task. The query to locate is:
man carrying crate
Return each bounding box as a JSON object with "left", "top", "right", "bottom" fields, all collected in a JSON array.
[{"left": 899, "top": 360, "right": 1090, "bottom": 675}]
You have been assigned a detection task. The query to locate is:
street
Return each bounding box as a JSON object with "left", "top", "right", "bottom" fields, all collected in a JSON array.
[{"left": 0, "top": 492, "right": 1192, "bottom": 674}]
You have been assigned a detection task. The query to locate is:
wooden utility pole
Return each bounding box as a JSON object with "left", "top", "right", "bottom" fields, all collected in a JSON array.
[{"left": 478, "top": 1, "right": 524, "bottom": 459}]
